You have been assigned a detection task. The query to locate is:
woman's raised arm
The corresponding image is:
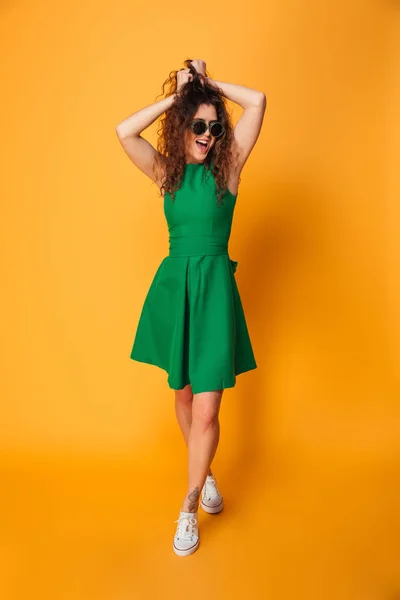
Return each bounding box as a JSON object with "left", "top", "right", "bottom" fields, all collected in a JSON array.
[
  {"left": 206, "top": 78, "right": 267, "bottom": 172},
  {"left": 115, "top": 94, "right": 176, "bottom": 187}
]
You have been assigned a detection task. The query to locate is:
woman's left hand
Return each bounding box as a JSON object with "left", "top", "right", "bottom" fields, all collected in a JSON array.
[{"left": 190, "top": 59, "right": 206, "bottom": 76}]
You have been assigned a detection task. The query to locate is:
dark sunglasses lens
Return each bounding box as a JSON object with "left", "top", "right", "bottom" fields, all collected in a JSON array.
[
  {"left": 210, "top": 122, "right": 224, "bottom": 137},
  {"left": 191, "top": 121, "right": 207, "bottom": 135}
]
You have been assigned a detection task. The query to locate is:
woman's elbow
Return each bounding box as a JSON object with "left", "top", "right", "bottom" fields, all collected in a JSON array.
[{"left": 257, "top": 92, "right": 267, "bottom": 108}]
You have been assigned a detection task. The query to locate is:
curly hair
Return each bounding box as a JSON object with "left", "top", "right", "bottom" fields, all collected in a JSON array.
[{"left": 153, "top": 60, "right": 240, "bottom": 204}]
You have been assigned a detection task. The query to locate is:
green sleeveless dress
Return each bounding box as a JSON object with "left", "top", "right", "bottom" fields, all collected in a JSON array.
[{"left": 130, "top": 162, "right": 257, "bottom": 393}]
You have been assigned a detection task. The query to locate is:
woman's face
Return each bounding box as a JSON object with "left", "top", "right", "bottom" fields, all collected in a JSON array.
[{"left": 184, "top": 103, "right": 218, "bottom": 164}]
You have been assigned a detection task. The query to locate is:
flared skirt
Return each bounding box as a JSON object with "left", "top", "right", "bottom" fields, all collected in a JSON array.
[{"left": 130, "top": 253, "right": 257, "bottom": 393}]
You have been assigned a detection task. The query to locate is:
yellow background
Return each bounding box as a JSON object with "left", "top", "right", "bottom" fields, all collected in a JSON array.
[{"left": 1, "top": 0, "right": 399, "bottom": 598}]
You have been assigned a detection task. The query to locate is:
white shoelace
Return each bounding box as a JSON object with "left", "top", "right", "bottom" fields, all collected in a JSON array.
[
  {"left": 174, "top": 514, "right": 198, "bottom": 541},
  {"left": 203, "top": 476, "right": 221, "bottom": 501}
]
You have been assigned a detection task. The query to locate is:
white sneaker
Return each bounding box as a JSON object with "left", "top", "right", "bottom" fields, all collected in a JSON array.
[
  {"left": 200, "top": 474, "right": 224, "bottom": 514},
  {"left": 173, "top": 510, "right": 200, "bottom": 556}
]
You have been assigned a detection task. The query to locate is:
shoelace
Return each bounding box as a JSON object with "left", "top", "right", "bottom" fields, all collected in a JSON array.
[
  {"left": 203, "top": 476, "right": 221, "bottom": 501},
  {"left": 174, "top": 514, "right": 198, "bottom": 541}
]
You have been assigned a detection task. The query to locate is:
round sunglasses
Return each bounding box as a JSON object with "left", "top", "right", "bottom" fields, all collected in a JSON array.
[{"left": 189, "top": 118, "right": 225, "bottom": 138}]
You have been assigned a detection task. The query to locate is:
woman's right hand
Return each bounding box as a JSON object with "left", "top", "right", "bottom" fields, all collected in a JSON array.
[{"left": 176, "top": 68, "right": 193, "bottom": 92}]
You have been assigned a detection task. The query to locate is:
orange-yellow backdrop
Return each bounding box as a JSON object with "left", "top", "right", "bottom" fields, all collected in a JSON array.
[{"left": 1, "top": 1, "right": 399, "bottom": 599}]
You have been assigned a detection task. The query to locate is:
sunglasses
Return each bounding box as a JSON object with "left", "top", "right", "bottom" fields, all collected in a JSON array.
[{"left": 189, "top": 118, "right": 225, "bottom": 138}]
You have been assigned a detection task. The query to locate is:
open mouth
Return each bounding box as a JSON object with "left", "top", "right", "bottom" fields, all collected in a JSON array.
[{"left": 195, "top": 139, "right": 209, "bottom": 153}]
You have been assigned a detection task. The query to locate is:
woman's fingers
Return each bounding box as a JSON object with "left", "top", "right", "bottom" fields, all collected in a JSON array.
[
  {"left": 176, "top": 68, "right": 193, "bottom": 91},
  {"left": 190, "top": 59, "right": 206, "bottom": 75}
]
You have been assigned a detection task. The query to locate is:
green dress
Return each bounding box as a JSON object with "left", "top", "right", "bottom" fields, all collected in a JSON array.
[{"left": 130, "top": 162, "right": 257, "bottom": 393}]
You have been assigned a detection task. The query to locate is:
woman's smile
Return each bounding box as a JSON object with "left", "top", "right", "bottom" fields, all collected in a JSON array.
[{"left": 195, "top": 137, "right": 211, "bottom": 153}]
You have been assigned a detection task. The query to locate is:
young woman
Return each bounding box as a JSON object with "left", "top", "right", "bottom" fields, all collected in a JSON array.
[{"left": 116, "top": 59, "right": 266, "bottom": 556}]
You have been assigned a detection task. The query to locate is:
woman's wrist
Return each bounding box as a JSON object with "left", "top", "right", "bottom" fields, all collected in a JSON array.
[
  {"left": 167, "top": 92, "right": 177, "bottom": 107},
  {"left": 205, "top": 77, "right": 219, "bottom": 91}
]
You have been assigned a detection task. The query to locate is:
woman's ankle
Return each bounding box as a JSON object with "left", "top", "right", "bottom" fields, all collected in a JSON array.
[{"left": 182, "top": 485, "right": 200, "bottom": 512}]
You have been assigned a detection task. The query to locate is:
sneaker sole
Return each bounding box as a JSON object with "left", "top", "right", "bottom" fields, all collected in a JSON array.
[
  {"left": 173, "top": 538, "right": 200, "bottom": 557},
  {"left": 200, "top": 499, "right": 224, "bottom": 514}
]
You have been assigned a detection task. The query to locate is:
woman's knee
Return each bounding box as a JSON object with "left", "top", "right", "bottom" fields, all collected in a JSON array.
[
  {"left": 192, "top": 391, "right": 222, "bottom": 427},
  {"left": 174, "top": 384, "right": 193, "bottom": 408}
]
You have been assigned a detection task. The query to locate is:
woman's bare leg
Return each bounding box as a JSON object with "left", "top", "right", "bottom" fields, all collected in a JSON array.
[
  {"left": 174, "top": 385, "right": 193, "bottom": 446},
  {"left": 181, "top": 390, "right": 223, "bottom": 512},
  {"left": 175, "top": 386, "right": 213, "bottom": 477}
]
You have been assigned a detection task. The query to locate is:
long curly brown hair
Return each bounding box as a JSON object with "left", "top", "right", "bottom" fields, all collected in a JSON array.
[{"left": 153, "top": 60, "right": 240, "bottom": 204}]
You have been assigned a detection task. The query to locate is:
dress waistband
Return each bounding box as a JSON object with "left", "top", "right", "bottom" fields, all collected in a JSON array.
[{"left": 168, "top": 236, "right": 228, "bottom": 257}]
